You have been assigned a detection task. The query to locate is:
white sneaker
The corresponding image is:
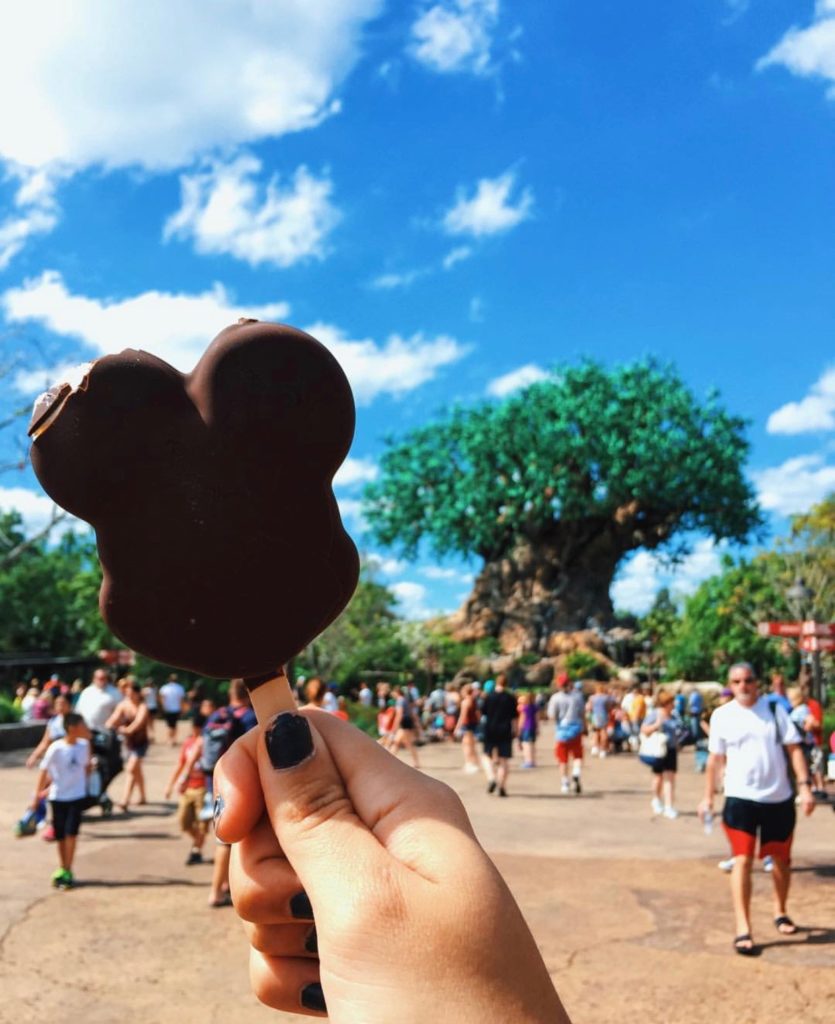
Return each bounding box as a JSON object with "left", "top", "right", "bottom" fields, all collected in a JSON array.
[
  {"left": 599, "top": 751, "right": 607, "bottom": 759},
  {"left": 463, "top": 764, "right": 480, "bottom": 774},
  {"left": 662, "top": 806, "right": 679, "bottom": 820},
  {"left": 651, "top": 797, "right": 664, "bottom": 815},
  {"left": 717, "top": 858, "right": 735, "bottom": 873},
  {"left": 591, "top": 746, "right": 599, "bottom": 756},
  {"left": 560, "top": 781, "right": 570, "bottom": 795},
  {"left": 763, "top": 855, "right": 774, "bottom": 873}
]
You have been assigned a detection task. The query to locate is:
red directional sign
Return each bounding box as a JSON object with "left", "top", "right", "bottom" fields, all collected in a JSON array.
[
  {"left": 800, "top": 636, "right": 835, "bottom": 653},
  {"left": 757, "top": 622, "right": 802, "bottom": 638},
  {"left": 801, "top": 620, "right": 835, "bottom": 638}
]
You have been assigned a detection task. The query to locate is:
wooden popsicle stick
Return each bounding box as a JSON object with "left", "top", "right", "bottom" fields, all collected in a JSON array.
[{"left": 247, "top": 672, "right": 298, "bottom": 725}]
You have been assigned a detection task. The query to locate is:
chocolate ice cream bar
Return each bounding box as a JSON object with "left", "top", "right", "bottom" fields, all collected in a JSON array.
[{"left": 29, "top": 319, "right": 359, "bottom": 718}]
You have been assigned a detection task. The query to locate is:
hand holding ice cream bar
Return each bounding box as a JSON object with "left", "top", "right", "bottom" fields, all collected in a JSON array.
[{"left": 28, "top": 319, "right": 359, "bottom": 720}]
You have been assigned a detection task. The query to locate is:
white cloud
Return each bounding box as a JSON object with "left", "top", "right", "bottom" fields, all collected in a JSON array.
[
  {"left": 305, "top": 322, "right": 469, "bottom": 404},
  {"left": 164, "top": 155, "right": 340, "bottom": 268},
  {"left": 0, "top": 167, "right": 60, "bottom": 269},
  {"left": 612, "top": 540, "right": 723, "bottom": 615},
  {"left": 333, "top": 457, "right": 378, "bottom": 489},
  {"left": 420, "top": 565, "right": 474, "bottom": 584},
  {"left": 766, "top": 369, "right": 835, "bottom": 434},
  {"left": 410, "top": 0, "right": 499, "bottom": 76},
  {"left": 486, "top": 363, "right": 548, "bottom": 397},
  {"left": 0, "top": 486, "right": 75, "bottom": 536},
  {"left": 366, "top": 553, "right": 407, "bottom": 576},
  {"left": 468, "top": 296, "right": 484, "bottom": 323},
  {"left": 442, "top": 245, "right": 473, "bottom": 269},
  {"left": 3, "top": 274, "right": 469, "bottom": 407},
  {"left": 0, "top": 0, "right": 382, "bottom": 173},
  {"left": 443, "top": 169, "right": 533, "bottom": 237},
  {"left": 391, "top": 580, "right": 434, "bottom": 620},
  {"left": 753, "top": 454, "right": 835, "bottom": 516},
  {"left": 3, "top": 271, "right": 290, "bottom": 378},
  {"left": 369, "top": 267, "right": 429, "bottom": 290},
  {"left": 757, "top": 6, "right": 835, "bottom": 95}
]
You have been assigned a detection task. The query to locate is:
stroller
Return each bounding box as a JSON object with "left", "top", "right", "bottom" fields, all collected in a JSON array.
[{"left": 83, "top": 729, "right": 124, "bottom": 816}]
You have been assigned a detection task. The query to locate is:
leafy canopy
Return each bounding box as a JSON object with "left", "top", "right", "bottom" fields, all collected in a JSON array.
[
  {"left": 0, "top": 511, "right": 114, "bottom": 655},
  {"left": 363, "top": 359, "right": 761, "bottom": 563}
]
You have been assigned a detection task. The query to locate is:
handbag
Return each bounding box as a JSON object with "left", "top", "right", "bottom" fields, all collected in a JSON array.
[
  {"left": 638, "top": 728, "right": 668, "bottom": 767},
  {"left": 556, "top": 721, "right": 583, "bottom": 742}
]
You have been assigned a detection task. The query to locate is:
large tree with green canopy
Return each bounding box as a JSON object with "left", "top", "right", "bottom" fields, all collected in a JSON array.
[{"left": 362, "top": 359, "right": 762, "bottom": 652}]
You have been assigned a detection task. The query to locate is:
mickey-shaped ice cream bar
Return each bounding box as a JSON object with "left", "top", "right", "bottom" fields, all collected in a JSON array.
[{"left": 28, "top": 319, "right": 360, "bottom": 692}]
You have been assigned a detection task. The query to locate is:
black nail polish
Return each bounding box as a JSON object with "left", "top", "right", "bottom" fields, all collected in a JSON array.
[
  {"left": 265, "top": 713, "right": 313, "bottom": 770},
  {"left": 301, "top": 982, "right": 326, "bottom": 1013},
  {"left": 213, "top": 794, "right": 225, "bottom": 830},
  {"left": 304, "top": 926, "right": 318, "bottom": 954},
  {"left": 290, "top": 890, "right": 313, "bottom": 919}
]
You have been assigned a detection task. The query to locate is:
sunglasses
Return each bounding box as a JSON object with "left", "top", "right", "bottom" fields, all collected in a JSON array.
[{"left": 730, "top": 677, "right": 756, "bottom": 685}]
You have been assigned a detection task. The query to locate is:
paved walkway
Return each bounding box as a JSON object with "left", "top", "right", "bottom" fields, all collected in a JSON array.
[{"left": 1, "top": 728, "right": 833, "bottom": 1023}]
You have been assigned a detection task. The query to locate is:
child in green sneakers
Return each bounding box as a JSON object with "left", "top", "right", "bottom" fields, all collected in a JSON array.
[{"left": 30, "top": 712, "right": 90, "bottom": 888}]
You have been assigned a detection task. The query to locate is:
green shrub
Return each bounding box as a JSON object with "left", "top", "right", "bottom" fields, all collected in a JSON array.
[
  {"left": 0, "top": 696, "right": 22, "bottom": 724},
  {"left": 347, "top": 701, "right": 379, "bottom": 738},
  {"left": 564, "top": 651, "right": 605, "bottom": 680}
]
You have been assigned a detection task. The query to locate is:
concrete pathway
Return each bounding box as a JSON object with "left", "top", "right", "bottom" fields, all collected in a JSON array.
[{"left": 1, "top": 729, "right": 832, "bottom": 1023}]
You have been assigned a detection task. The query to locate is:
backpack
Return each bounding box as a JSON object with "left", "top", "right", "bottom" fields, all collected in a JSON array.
[{"left": 200, "top": 706, "right": 249, "bottom": 772}]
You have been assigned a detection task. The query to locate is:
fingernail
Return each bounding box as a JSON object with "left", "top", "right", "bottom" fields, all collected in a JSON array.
[
  {"left": 213, "top": 794, "right": 225, "bottom": 830},
  {"left": 265, "top": 713, "right": 314, "bottom": 770},
  {"left": 304, "top": 925, "right": 318, "bottom": 954},
  {"left": 290, "top": 890, "right": 313, "bottom": 919},
  {"left": 301, "top": 982, "right": 326, "bottom": 1013}
]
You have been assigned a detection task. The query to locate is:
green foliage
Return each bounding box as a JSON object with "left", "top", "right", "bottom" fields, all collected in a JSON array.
[
  {"left": 781, "top": 493, "right": 835, "bottom": 621},
  {"left": 661, "top": 554, "right": 798, "bottom": 680},
  {"left": 0, "top": 696, "right": 22, "bottom": 724},
  {"left": 564, "top": 650, "right": 605, "bottom": 679},
  {"left": 299, "top": 573, "right": 415, "bottom": 686},
  {"left": 638, "top": 587, "right": 680, "bottom": 647},
  {"left": 397, "top": 622, "right": 495, "bottom": 681},
  {"left": 347, "top": 700, "right": 379, "bottom": 737},
  {"left": 0, "top": 512, "right": 116, "bottom": 655},
  {"left": 363, "top": 359, "right": 761, "bottom": 563}
]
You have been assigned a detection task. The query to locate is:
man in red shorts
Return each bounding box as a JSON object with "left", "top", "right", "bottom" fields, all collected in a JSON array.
[
  {"left": 547, "top": 675, "right": 585, "bottom": 795},
  {"left": 699, "top": 662, "right": 816, "bottom": 956}
]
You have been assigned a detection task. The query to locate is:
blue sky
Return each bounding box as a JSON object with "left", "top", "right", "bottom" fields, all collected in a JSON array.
[{"left": 0, "top": 0, "right": 834, "bottom": 620}]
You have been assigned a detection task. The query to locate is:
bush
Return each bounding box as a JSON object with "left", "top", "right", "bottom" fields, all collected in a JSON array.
[
  {"left": 564, "top": 651, "right": 606, "bottom": 680},
  {"left": 347, "top": 701, "right": 379, "bottom": 738},
  {"left": 0, "top": 696, "right": 22, "bottom": 724}
]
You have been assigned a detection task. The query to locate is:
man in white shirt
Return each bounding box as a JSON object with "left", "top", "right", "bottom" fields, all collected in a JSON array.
[
  {"left": 75, "top": 668, "right": 121, "bottom": 732},
  {"left": 699, "top": 662, "right": 815, "bottom": 956},
  {"left": 159, "top": 674, "right": 187, "bottom": 745}
]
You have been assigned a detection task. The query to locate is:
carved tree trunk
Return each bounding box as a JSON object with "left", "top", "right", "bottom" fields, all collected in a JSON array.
[{"left": 455, "top": 530, "right": 622, "bottom": 654}]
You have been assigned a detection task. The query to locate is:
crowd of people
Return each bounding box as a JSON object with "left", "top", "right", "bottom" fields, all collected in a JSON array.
[{"left": 10, "top": 662, "right": 832, "bottom": 971}]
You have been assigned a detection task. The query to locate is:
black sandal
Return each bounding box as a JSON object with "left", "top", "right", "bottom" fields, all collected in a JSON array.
[
  {"left": 733, "top": 934, "right": 758, "bottom": 956},
  {"left": 774, "top": 915, "right": 798, "bottom": 935}
]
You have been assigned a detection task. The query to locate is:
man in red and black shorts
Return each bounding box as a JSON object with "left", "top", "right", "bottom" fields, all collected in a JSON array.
[
  {"left": 547, "top": 675, "right": 586, "bottom": 795},
  {"left": 699, "top": 663, "right": 816, "bottom": 956}
]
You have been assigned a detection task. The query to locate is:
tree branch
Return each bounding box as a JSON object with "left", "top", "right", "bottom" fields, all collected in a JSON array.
[{"left": 0, "top": 506, "right": 67, "bottom": 569}]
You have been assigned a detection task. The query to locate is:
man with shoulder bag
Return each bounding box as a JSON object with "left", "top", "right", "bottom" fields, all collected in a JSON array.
[{"left": 698, "top": 663, "right": 815, "bottom": 956}]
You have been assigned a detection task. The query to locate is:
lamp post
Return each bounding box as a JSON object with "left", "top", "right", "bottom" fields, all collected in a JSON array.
[{"left": 785, "top": 578, "right": 824, "bottom": 707}]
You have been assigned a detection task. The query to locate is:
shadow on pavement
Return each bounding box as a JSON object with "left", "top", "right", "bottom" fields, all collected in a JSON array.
[
  {"left": 793, "top": 864, "right": 835, "bottom": 879},
  {"left": 757, "top": 926, "right": 835, "bottom": 951},
  {"left": 82, "top": 831, "right": 179, "bottom": 841},
  {"left": 73, "top": 877, "right": 207, "bottom": 889}
]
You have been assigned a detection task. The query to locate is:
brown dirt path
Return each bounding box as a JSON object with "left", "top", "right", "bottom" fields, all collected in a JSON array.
[{"left": 1, "top": 728, "right": 832, "bottom": 1023}]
